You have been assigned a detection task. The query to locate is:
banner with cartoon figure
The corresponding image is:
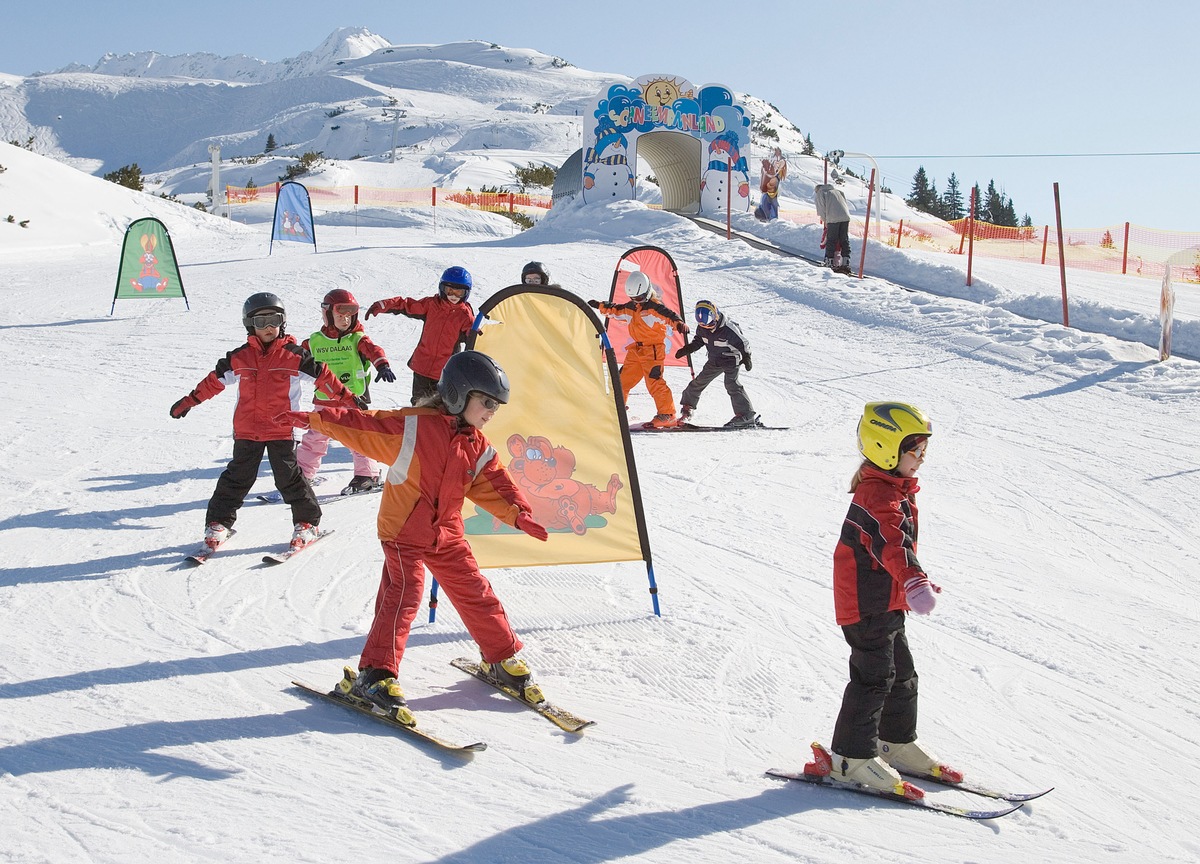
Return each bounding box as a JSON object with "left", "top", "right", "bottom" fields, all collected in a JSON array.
[
  {"left": 605, "top": 245, "right": 692, "bottom": 369},
  {"left": 464, "top": 286, "right": 652, "bottom": 570},
  {"left": 110, "top": 217, "right": 188, "bottom": 314},
  {"left": 582, "top": 74, "right": 752, "bottom": 215},
  {"left": 270, "top": 180, "right": 315, "bottom": 253},
  {"left": 755, "top": 146, "right": 787, "bottom": 221}
]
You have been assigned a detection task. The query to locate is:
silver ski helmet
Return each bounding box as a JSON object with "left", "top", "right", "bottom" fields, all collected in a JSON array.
[
  {"left": 437, "top": 350, "right": 510, "bottom": 415},
  {"left": 243, "top": 292, "right": 286, "bottom": 333}
]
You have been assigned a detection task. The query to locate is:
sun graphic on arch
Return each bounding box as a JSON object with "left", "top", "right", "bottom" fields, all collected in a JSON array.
[{"left": 642, "top": 77, "right": 685, "bottom": 108}]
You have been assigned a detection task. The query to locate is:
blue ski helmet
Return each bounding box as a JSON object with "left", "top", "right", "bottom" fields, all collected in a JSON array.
[{"left": 439, "top": 266, "right": 473, "bottom": 301}]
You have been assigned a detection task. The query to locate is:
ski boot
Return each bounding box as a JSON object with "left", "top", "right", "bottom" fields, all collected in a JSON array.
[
  {"left": 290, "top": 522, "right": 318, "bottom": 551},
  {"left": 828, "top": 746, "right": 924, "bottom": 800},
  {"left": 647, "top": 413, "right": 676, "bottom": 429},
  {"left": 675, "top": 405, "right": 694, "bottom": 427},
  {"left": 204, "top": 522, "right": 231, "bottom": 550},
  {"left": 479, "top": 656, "right": 545, "bottom": 704},
  {"left": 342, "top": 474, "right": 382, "bottom": 495},
  {"left": 880, "top": 739, "right": 963, "bottom": 784},
  {"left": 340, "top": 666, "right": 415, "bottom": 725},
  {"left": 724, "top": 412, "right": 762, "bottom": 428}
]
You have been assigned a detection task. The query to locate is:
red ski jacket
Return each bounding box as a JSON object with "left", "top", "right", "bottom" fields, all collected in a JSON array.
[
  {"left": 190, "top": 334, "right": 355, "bottom": 441},
  {"left": 373, "top": 295, "right": 476, "bottom": 379},
  {"left": 833, "top": 464, "right": 927, "bottom": 625},
  {"left": 307, "top": 406, "right": 532, "bottom": 546}
]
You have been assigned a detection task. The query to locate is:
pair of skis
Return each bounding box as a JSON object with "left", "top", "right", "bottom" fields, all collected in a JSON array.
[
  {"left": 767, "top": 744, "right": 1053, "bottom": 819},
  {"left": 292, "top": 657, "right": 594, "bottom": 751},
  {"left": 183, "top": 528, "right": 335, "bottom": 566}
]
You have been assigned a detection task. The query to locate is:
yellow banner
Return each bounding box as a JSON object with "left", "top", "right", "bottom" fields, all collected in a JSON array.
[{"left": 465, "top": 287, "right": 649, "bottom": 569}]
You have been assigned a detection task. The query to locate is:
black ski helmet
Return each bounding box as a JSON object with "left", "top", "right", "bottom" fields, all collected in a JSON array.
[
  {"left": 521, "top": 261, "right": 550, "bottom": 285},
  {"left": 242, "top": 292, "right": 286, "bottom": 333},
  {"left": 437, "top": 350, "right": 510, "bottom": 415}
]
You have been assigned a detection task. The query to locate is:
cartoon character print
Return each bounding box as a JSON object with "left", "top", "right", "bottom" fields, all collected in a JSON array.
[
  {"left": 700, "top": 131, "right": 750, "bottom": 215},
  {"left": 130, "top": 234, "right": 168, "bottom": 292},
  {"left": 642, "top": 77, "right": 685, "bottom": 108},
  {"left": 506, "top": 433, "right": 623, "bottom": 535},
  {"left": 755, "top": 147, "right": 787, "bottom": 221}
]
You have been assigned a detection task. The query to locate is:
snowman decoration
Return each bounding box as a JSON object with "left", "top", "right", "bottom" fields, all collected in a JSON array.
[
  {"left": 700, "top": 131, "right": 750, "bottom": 215},
  {"left": 582, "top": 121, "right": 634, "bottom": 203}
]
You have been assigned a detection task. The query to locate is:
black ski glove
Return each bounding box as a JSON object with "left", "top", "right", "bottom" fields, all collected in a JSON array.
[
  {"left": 743, "top": 355, "right": 753, "bottom": 372},
  {"left": 675, "top": 341, "right": 700, "bottom": 359},
  {"left": 375, "top": 362, "right": 396, "bottom": 383},
  {"left": 170, "top": 392, "right": 200, "bottom": 419},
  {"left": 587, "top": 298, "right": 601, "bottom": 308}
]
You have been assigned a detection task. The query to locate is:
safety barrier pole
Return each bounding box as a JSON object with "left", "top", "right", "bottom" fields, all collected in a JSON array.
[
  {"left": 354, "top": 185, "right": 359, "bottom": 234},
  {"left": 966, "top": 187, "right": 976, "bottom": 286},
  {"left": 1053, "top": 182, "right": 1069, "bottom": 326},
  {"left": 858, "top": 168, "right": 875, "bottom": 278},
  {"left": 1041, "top": 225, "right": 1049, "bottom": 264},
  {"left": 895, "top": 219, "right": 903, "bottom": 249},
  {"left": 1121, "top": 221, "right": 1130, "bottom": 275}
]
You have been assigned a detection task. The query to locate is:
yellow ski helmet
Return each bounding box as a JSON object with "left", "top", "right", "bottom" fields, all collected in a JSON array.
[{"left": 857, "top": 402, "right": 932, "bottom": 470}]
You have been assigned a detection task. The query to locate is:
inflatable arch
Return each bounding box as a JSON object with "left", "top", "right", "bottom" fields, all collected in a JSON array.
[{"left": 572, "top": 74, "right": 752, "bottom": 216}]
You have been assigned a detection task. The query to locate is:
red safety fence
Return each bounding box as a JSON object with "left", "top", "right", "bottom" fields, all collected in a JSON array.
[{"left": 226, "top": 183, "right": 552, "bottom": 215}]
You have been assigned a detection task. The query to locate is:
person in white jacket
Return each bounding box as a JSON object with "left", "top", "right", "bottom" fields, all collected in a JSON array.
[{"left": 814, "top": 171, "right": 853, "bottom": 274}]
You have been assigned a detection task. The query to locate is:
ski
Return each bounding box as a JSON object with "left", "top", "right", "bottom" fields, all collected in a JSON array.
[
  {"left": 255, "top": 476, "right": 329, "bottom": 504},
  {"left": 183, "top": 529, "right": 237, "bottom": 566},
  {"left": 257, "top": 484, "right": 381, "bottom": 505},
  {"left": 450, "top": 657, "right": 594, "bottom": 733},
  {"left": 765, "top": 769, "right": 1023, "bottom": 820},
  {"left": 632, "top": 422, "right": 788, "bottom": 433},
  {"left": 896, "top": 769, "right": 1053, "bottom": 802},
  {"left": 291, "top": 679, "right": 486, "bottom": 752},
  {"left": 262, "top": 529, "right": 335, "bottom": 565}
]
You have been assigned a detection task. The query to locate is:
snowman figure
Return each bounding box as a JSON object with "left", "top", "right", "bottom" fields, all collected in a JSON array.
[
  {"left": 582, "top": 125, "right": 634, "bottom": 204},
  {"left": 700, "top": 131, "right": 750, "bottom": 215}
]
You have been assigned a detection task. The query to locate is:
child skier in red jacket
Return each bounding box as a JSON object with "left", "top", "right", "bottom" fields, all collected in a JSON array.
[
  {"left": 170, "top": 292, "right": 360, "bottom": 552},
  {"left": 364, "top": 265, "right": 476, "bottom": 406},
  {"left": 802, "top": 401, "right": 962, "bottom": 800}
]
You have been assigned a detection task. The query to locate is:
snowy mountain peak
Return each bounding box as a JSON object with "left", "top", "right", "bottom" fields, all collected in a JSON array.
[{"left": 48, "top": 28, "right": 393, "bottom": 83}]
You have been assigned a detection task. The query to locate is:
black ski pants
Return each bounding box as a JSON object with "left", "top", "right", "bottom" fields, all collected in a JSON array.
[
  {"left": 680, "top": 361, "right": 754, "bottom": 417},
  {"left": 206, "top": 438, "right": 321, "bottom": 529},
  {"left": 830, "top": 610, "right": 918, "bottom": 758},
  {"left": 826, "top": 220, "right": 852, "bottom": 261}
]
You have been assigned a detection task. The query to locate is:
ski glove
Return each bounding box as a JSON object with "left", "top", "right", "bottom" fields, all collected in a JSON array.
[
  {"left": 375, "top": 362, "right": 396, "bottom": 383},
  {"left": 275, "top": 410, "right": 312, "bottom": 429},
  {"left": 587, "top": 298, "right": 601, "bottom": 309},
  {"left": 674, "top": 320, "right": 689, "bottom": 335},
  {"left": 904, "top": 574, "right": 941, "bottom": 615},
  {"left": 515, "top": 512, "right": 549, "bottom": 542},
  {"left": 743, "top": 355, "right": 753, "bottom": 372},
  {"left": 170, "top": 392, "right": 200, "bottom": 419},
  {"left": 365, "top": 300, "right": 387, "bottom": 319},
  {"left": 675, "top": 341, "right": 700, "bottom": 359}
]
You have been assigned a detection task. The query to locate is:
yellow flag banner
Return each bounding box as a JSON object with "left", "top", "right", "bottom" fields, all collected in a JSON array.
[
  {"left": 465, "top": 287, "right": 654, "bottom": 582},
  {"left": 606, "top": 244, "right": 690, "bottom": 367}
]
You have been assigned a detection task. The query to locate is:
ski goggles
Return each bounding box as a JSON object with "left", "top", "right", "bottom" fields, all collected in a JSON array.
[
  {"left": 249, "top": 312, "right": 285, "bottom": 329},
  {"left": 443, "top": 285, "right": 468, "bottom": 300},
  {"left": 472, "top": 393, "right": 501, "bottom": 411},
  {"left": 695, "top": 303, "right": 719, "bottom": 327},
  {"left": 901, "top": 437, "right": 929, "bottom": 458},
  {"left": 523, "top": 273, "right": 543, "bottom": 285},
  {"left": 331, "top": 303, "right": 358, "bottom": 316}
]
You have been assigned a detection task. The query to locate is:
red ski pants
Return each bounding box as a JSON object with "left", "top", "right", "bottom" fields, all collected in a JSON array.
[
  {"left": 358, "top": 537, "right": 523, "bottom": 674},
  {"left": 619, "top": 343, "right": 675, "bottom": 416}
]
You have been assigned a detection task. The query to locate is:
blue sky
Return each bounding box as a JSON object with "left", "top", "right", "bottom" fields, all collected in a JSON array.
[{"left": 6, "top": 0, "right": 1200, "bottom": 233}]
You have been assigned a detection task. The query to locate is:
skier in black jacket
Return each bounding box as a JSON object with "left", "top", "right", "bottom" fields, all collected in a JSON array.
[{"left": 674, "top": 300, "right": 760, "bottom": 428}]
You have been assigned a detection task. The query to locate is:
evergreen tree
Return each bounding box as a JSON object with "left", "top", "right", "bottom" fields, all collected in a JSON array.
[
  {"left": 940, "top": 173, "right": 965, "bottom": 220},
  {"left": 265, "top": 133, "right": 277, "bottom": 153},
  {"left": 969, "top": 183, "right": 983, "bottom": 219},
  {"left": 103, "top": 163, "right": 143, "bottom": 191},
  {"left": 906, "top": 166, "right": 940, "bottom": 215},
  {"left": 802, "top": 134, "right": 815, "bottom": 156}
]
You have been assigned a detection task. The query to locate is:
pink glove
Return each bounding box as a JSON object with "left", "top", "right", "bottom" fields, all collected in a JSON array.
[
  {"left": 904, "top": 575, "right": 941, "bottom": 615},
  {"left": 275, "top": 411, "right": 311, "bottom": 429},
  {"left": 515, "top": 512, "right": 548, "bottom": 542}
]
